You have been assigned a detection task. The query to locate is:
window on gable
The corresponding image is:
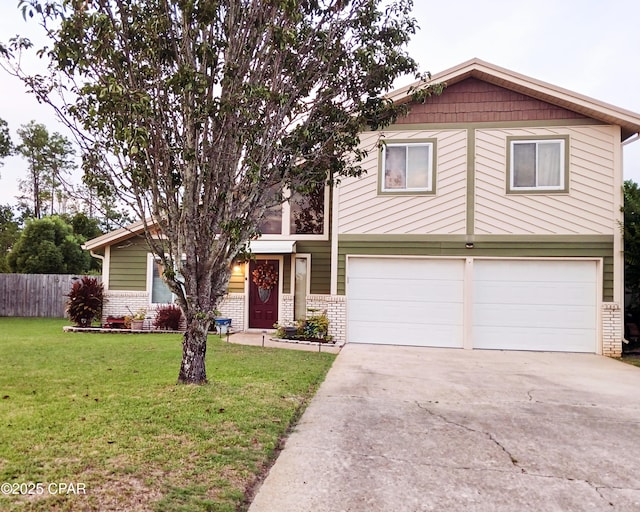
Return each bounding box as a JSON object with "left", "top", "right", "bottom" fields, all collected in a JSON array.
[
  {"left": 258, "top": 204, "right": 282, "bottom": 234},
  {"left": 381, "top": 142, "right": 434, "bottom": 193},
  {"left": 290, "top": 183, "right": 325, "bottom": 235},
  {"left": 510, "top": 138, "right": 566, "bottom": 192}
]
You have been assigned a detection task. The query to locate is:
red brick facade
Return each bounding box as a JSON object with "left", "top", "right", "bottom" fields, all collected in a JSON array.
[{"left": 397, "top": 78, "right": 590, "bottom": 124}]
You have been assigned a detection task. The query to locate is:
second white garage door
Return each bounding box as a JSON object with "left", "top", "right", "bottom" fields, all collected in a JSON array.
[
  {"left": 472, "top": 259, "right": 597, "bottom": 352},
  {"left": 347, "top": 257, "right": 598, "bottom": 352}
]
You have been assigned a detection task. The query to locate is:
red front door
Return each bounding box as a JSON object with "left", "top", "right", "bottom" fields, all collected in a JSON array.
[{"left": 248, "top": 259, "right": 279, "bottom": 329}]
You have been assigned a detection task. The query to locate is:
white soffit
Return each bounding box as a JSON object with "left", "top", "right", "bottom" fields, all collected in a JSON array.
[{"left": 248, "top": 241, "right": 296, "bottom": 254}]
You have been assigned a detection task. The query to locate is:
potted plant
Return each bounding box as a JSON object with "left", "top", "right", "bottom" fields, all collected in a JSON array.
[{"left": 130, "top": 308, "right": 147, "bottom": 330}]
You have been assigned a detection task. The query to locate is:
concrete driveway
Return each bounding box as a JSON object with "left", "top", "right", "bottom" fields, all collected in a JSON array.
[{"left": 249, "top": 345, "right": 640, "bottom": 512}]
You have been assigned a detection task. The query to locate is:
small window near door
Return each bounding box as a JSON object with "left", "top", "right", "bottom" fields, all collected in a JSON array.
[
  {"left": 294, "top": 256, "right": 309, "bottom": 320},
  {"left": 151, "top": 259, "right": 174, "bottom": 304}
]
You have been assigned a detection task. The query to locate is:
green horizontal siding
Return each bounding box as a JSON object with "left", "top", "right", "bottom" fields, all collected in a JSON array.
[
  {"left": 338, "top": 234, "right": 614, "bottom": 300},
  {"left": 296, "top": 241, "right": 331, "bottom": 295},
  {"left": 282, "top": 255, "right": 291, "bottom": 293},
  {"left": 109, "top": 240, "right": 148, "bottom": 291}
]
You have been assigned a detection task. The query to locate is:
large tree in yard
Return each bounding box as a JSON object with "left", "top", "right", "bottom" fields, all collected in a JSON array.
[{"left": 2, "top": 0, "right": 439, "bottom": 383}]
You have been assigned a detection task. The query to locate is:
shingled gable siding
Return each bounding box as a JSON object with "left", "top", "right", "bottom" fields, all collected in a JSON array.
[
  {"left": 336, "top": 235, "right": 614, "bottom": 301},
  {"left": 397, "top": 78, "right": 591, "bottom": 125}
]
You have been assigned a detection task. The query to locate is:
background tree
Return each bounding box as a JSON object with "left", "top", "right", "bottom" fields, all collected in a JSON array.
[
  {"left": 0, "top": 204, "right": 21, "bottom": 272},
  {"left": 623, "top": 179, "right": 640, "bottom": 318},
  {"left": 3, "top": 0, "right": 440, "bottom": 384},
  {"left": 16, "top": 121, "right": 75, "bottom": 219},
  {"left": 7, "top": 215, "right": 93, "bottom": 274},
  {"left": 0, "top": 117, "right": 13, "bottom": 172}
]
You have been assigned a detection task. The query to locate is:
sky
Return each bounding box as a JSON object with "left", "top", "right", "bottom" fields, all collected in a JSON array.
[{"left": 1, "top": 0, "right": 640, "bottom": 206}]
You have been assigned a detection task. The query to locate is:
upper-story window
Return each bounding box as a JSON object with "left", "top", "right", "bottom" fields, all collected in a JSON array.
[
  {"left": 258, "top": 204, "right": 283, "bottom": 234},
  {"left": 380, "top": 141, "right": 435, "bottom": 194},
  {"left": 257, "top": 184, "right": 328, "bottom": 238},
  {"left": 509, "top": 137, "right": 568, "bottom": 192},
  {"left": 290, "top": 183, "right": 324, "bottom": 235}
]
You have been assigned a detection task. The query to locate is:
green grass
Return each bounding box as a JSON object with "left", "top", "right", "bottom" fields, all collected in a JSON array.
[
  {"left": 0, "top": 318, "right": 336, "bottom": 511},
  {"left": 621, "top": 354, "right": 640, "bottom": 368}
]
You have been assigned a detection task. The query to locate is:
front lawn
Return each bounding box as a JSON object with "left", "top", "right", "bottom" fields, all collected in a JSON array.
[
  {"left": 621, "top": 354, "right": 640, "bottom": 368},
  {"left": 0, "top": 318, "right": 336, "bottom": 511}
]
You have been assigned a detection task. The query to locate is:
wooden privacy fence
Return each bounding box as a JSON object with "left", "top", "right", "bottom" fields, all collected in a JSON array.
[{"left": 0, "top": 274, "right": 100, "bottom": 318}]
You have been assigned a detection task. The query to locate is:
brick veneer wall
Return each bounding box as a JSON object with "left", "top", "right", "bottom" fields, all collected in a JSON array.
[
  {"left": 305, "top": 294, "right": 346, "bottom": 343},
  {"left": 278, "top": 293, "right": 346, "bottom": 343},
  {"left": 280, "top": 294, "right": 295, "bottom": 326},
  {"left": 602, "top": 302, "right": 622, "bottom": 357},
  {"left": 102, "top": 291, "right": 151, "bottom": 326},
  {"left": 217, "top": 293, "right": 245, "bottom": 332},
  {"left": 103, "top": 291, "right": 247, "bottom": 332}
]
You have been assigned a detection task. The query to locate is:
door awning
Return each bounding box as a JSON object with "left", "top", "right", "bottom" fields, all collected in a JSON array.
[{"left": 248, "top": 240, "right": 296, "bottom": 254}]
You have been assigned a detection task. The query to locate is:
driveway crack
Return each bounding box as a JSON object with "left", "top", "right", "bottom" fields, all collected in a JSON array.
[{"left": 415, "top": 401, "right": 523, "bottom": 471}]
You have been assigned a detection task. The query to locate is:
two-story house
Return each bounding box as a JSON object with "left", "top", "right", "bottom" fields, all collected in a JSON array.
[{"left": 84, "top": 59, "right": 640, "bottom": 357}]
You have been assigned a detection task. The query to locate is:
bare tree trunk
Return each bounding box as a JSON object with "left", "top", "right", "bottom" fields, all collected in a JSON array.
[{"left": 178, "top": 317, "right": 210, "bottom": 384}]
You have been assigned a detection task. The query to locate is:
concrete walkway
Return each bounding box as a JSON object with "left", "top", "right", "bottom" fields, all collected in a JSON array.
[{"left": 249, "top": 344, "right": 640, "bottom": 512}]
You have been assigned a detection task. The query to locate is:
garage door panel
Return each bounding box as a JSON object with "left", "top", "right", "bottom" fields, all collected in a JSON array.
[
  {"left": 349, "top": 321, "right": 462, "bottom": 348},
  {"left": 349, "top": 258, "right": 463, "bottom": 279},
  {"left": 474, "top": 326, "right": 596, "bottom": 352},
  {"left": 350, "top": 298, "right": 462, "bottom": 325},
  {"left": 473, "top": 304, "right": 596, "bottom": 329},
  {"left": 474, "top": 282, "right": 597, "bottom": 307},
  {"left": 474, "top": 260, "right": 595, "bottom": 283},
  {"left": 349, "top": 278, "right": 463, "bottom": 302}
]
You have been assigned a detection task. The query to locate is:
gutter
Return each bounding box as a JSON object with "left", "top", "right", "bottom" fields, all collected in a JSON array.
[{"left": 623, "top": 133, "right": 640, "bottom": 146}]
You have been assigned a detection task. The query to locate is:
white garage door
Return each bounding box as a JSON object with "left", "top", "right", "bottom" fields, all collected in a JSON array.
[
  {"left": 473, "top": 260, "right": 597, "bottom": 352},
  {"left": 347, "top": 257, "right": 598, "bottom": 353},
  {"left": 347, "top": 258, "right": 464, "bottom": 347}
]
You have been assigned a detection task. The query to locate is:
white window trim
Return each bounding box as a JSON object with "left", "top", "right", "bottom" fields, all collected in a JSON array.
[
  {"left": 146, "top": 253, "right": 184, "bottom": 305},
  {"left": 509, "top": 138, "right": 566, "bottom": 192},
  {"left": 381, "top": 142, "right": 434, "bottom": 193},
  {"left": 292, "top": 254, "right": 312, "bottom": 321}
]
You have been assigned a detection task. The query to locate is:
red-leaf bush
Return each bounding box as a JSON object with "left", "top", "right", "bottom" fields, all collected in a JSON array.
[
  {"left": 66, "top": 276, "right": 104, "bottom": 327},
  {"left": 153, "top": 304, "right": 183, "bottom": 330}
]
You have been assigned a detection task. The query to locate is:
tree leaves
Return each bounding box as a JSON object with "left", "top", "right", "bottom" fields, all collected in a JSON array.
[{"left": 3, "top": 0, "right": 442, "bottom": 382}]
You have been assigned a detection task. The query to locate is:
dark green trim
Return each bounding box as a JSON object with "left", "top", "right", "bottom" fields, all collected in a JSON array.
[
  {"left": 381, "top": 119, "right": 606, "bottom": 132},
  {"left": 467, "top": 128, "right": 475, "bottom": 235},
  {"left": 506, "top": 135, "right": 570, "bottom": 194},
  {"left": 337, "top": 235, "right": 613, "bottom": 301},
  {"left": 338, "top": 234, "right": 613, "bottom": 243},
  {"left": 377, "top": 138, "right": 437, "bottom": 196}
]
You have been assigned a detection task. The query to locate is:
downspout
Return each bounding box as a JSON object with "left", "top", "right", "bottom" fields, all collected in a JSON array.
[{"left": 89, "top": 250, "right": 105, "bottom": 265}]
